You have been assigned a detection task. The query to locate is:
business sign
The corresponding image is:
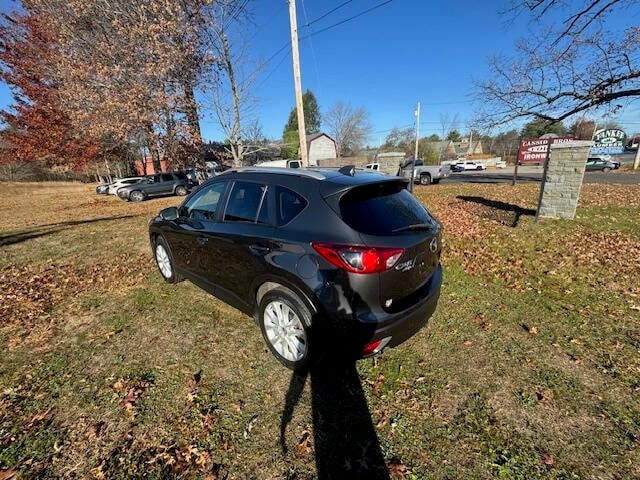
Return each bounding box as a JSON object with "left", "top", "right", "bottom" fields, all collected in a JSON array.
[
  {"left": 518, "top": 136, "right": 576, "bottom": 164},
  {"left": 591, "top": 128, "right": 626, "bottom": 155}
]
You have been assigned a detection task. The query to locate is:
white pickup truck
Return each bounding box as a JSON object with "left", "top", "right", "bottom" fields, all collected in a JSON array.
[
  {"left": 452, "top": 160, "right": 487, "bottom": 172},
  {"left": 396, "top": 158, "right": 451, "bottom": 185}
]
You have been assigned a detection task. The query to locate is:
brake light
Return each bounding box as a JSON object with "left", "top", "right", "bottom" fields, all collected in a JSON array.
[{"left": 311, "top": 243, "right": 404, "bottom": 274}]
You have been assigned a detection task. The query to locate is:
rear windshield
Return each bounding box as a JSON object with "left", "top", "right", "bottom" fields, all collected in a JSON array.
[{"left": 339, "top": 182, "right": 436, "bottom": 236}]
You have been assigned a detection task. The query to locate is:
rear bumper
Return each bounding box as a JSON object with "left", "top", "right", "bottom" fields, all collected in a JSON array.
[
  {"left": 368, "top": 264, "right": 442, "bottom": 350},
  {"left": 317, "top": 265, "right": 442, "bottom": 358}
]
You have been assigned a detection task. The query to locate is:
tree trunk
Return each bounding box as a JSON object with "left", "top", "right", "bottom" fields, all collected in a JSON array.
[
  {"left": 221, "top": 32, "right": 243, "bottom": 168},
  {"left": 150, "top": 143, "right": 162, "bottom": 173},
  {"left": 182, "top": 78, "right": 202, "bottom": 144}
]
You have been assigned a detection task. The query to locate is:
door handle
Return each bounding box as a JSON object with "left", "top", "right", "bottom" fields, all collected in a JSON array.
[
  {"left": 249, "top": 244, "right": 270, "bottom": 255},
  {"left": 197, "top": 236, "right": 208, "bottom": 246}
]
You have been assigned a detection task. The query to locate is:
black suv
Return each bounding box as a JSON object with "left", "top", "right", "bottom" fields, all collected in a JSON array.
[
  {"left": 149, "top": 167, "right": 442, "bottom": 370},
  {"left": 117, "top": 172, "right": 195, "bottom": 202}
]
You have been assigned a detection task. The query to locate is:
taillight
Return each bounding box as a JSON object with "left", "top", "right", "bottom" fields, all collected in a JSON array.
[{"left": 311, "top": 243, "right": 404, "bottom": 274}]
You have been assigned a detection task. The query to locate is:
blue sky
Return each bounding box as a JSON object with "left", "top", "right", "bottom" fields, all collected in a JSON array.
[{"left": 1, "top": 0, "right": 638, "bottom": 144}]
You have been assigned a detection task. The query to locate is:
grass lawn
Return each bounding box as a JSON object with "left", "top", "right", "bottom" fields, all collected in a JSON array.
[{"left": 1, "top": 180, "right": 639, "bottom": 479}]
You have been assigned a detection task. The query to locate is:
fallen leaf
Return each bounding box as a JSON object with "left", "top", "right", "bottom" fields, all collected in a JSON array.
[
  {"left": 243, "top": 414, "right": 258, "bottom": 439},
  {"left": 542, "top": 452, "right": 555, "bottom": 466},
  {"left": 0, "top": 469, "right": 16, "bottom": 480},
  {"left": 297, "top": 429, "right": 312, "bottom": 455},
  {"left": 388, "top": 457, "right": 407, "bottom": 478}
]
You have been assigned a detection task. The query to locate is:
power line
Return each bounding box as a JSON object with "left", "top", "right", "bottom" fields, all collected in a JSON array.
[
  {"left": 255, "top": 0, "right": 396, "bottom": 88},
  {"left": 257, "top": 45, "right": 291, "bottom": 87},
  {"left": 306, "top": 0, "right": 355, "bottom": 26},
  {"left": 302, "top": 0, "right": 395, "bottom": 39},
  {"left": 300, "top": 0, "right": 322, "bottom": 96}
]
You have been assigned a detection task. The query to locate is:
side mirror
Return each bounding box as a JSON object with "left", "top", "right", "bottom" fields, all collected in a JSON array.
[{"left": 159, "top": 207, "right": 178, "bottom": 221}]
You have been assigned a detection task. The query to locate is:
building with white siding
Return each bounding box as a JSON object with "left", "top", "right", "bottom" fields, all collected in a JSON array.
[{"left": 307, "top": 133, "right": 337, "bottom": 166}]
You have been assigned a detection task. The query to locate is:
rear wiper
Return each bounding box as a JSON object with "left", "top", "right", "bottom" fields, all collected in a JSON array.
[{"left": 392, "top": 223, "right": 433, "bottom": 233}]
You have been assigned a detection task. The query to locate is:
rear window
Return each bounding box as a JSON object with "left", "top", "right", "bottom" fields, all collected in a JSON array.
[
  {"left": 339, "top": 182, "right": 436, "bottom": 236},
  {"left": 276, "top": 186, "right": 307, "bottom": 225}
]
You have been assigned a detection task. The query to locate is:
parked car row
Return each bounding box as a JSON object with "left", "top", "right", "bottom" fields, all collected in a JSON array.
[{"left": 96, "top": 172, "right": 197, "bottom": 202}]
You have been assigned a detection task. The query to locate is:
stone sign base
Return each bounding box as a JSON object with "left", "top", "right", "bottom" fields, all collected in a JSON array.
[{"left": 536, "top": 140, "right": 593, "bottom": 220}]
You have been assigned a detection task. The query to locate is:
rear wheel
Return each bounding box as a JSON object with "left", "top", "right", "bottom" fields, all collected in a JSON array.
[
  {"left": 130, "top": 190, "right": 145, "bottom": 202},
  {"left": 175, "top": 185, "right": 188, "bottom": 196},
  {"left": 258, "top": 288, "right": 312, "bottom": 371},
  {"left": 419, "top": 173, "right": 431, "bottom": 185}
]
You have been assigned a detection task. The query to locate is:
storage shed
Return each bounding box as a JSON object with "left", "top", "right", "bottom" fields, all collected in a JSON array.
[{"left": 307, "top": 133, "right": 337, "bottom": 166}]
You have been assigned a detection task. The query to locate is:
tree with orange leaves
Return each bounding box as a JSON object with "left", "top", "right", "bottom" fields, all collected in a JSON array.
[{"left": 0, "top": 13, "right": 100, "bottom": 169}]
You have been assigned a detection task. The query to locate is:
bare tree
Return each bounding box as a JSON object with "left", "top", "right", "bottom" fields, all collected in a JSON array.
[
  {"left": 476, "top": 1, "right": 640, "bottom": 127},
  {"left": 438, "top": 113, "right": 459, "bottom": 160},
  {"left": 209, "top": 1, "right": 268, "bottom": 167},
  {"left": 324, "top": 102, "right": 372, "bottom": 156}
]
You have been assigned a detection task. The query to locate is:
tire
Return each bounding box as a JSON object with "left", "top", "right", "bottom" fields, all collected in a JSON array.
[
  {"left": 603, "top": 167, "right": 611, "bottom": 173},
  {"left": 433, "top": 178, "right": 441, "bottom": 184},
  {"left": 476, "top": 166, "right": 482, "bottom": 170},
  {"left": 258, "top": 288, "right": 312, "bottom": 371},
  {"left": 153, "top": 235, "right": 182, "bottom": 284},
  {"left": 419, "top": 173, "right": 431, "bottom": 185},
  {"left": 175, "top": 185, "right": 188, "bottom": 196},
  {"left": 130, "top": 190, "right": 145, "bottom": 202}
]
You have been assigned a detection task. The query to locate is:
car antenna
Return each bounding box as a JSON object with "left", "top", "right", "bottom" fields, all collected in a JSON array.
[{"left": 338, "top": 165, "right": 356, "bottom": 176}]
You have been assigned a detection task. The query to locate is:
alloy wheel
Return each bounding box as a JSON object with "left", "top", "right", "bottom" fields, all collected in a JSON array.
[
  {"left": 263, "top": 300, "right": 307, "bottom": 362},
  {"left": 155, "top": 244, "right": 172, "bottom": 278}
]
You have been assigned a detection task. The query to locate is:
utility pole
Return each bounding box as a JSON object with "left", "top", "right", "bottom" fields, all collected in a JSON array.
[
  {"left": 410, "top": 101, "right": 420, "bottom": 192},
  {"left": 288, "top": 0, "right": 308, "bottom": 167}
]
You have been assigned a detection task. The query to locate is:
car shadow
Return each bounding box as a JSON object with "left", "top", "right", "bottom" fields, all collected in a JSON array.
[
  {"left": 0, "top": 215, "right": 137, "bottom": 246},
  {"left": 456, "top": 195, "right": 536, "bottom": 227},
  {"left": 280, "top": 359, "right": 390, "bottom": 479}
]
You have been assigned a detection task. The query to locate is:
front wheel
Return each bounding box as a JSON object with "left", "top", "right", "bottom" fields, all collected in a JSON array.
[
  {"left": 258, "top": 288, "right": 312, "bottom": 371},
  {"left": 476, "top": 166, "right": 482, "bottom": 170},
  {"left": 153, "top": 235, "right": 182, "bottom": 284},
  {"left": 175, "top": 185, "right": 188, "bottom": 196},
  {"left": 419, "top": 174, "right": 431, "bottom": 185},
  {"left": 603, "top": 167, "right": 611, "bottom": 173}
]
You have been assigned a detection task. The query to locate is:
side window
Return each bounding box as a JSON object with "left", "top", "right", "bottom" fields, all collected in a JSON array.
[
  {"left": 184, "top": 181, "right": 227, "bottom": 221},
  {"left": 224, "top": 181, "right": 269, "bottom": 224},
  {"left": 276, "top": 186, "right": 307, "bottom": 226},
  {"left": 153, "top": 174, "right": 162, "bottom": 183},
  {"left": 161, "top": 173, "right": 174, "bottom": 182},
  {"left": 289, "top": 161, "right": 301, "bottom": 169}
]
